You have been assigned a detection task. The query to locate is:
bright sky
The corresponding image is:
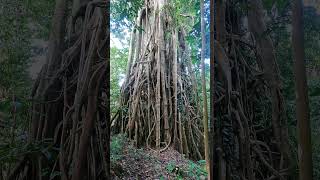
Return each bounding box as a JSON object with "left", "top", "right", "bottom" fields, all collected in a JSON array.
[
  {"left": 111, "top": 33, "right": 129, "bottom": 49},
  {"left": 110, "top": 26, "right": 130, "bottom": 48},
  {"left": 110, "top": 34, "right": 123, "bottom": 48}
]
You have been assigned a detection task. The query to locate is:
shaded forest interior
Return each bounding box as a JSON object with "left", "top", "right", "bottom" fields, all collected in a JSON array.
[{"left": 0, "top": 0, "right": 319, "bottom": 180}]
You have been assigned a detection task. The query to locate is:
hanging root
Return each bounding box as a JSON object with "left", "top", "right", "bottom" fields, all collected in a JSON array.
[
  {"left": 213, "top": 0, "right": 291, "bottom": 179},
  {"left": 8, "top": 1, "right": 110, "bottom": 180},
  {"left": 112, "top": 0, "right": 204, "bottom": 160}
]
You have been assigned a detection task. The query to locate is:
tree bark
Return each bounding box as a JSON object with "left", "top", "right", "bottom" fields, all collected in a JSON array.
[
  {"left": 9, "top": 1, "right": 110, "bottom": 180},
  {"left": 114, "top": 0, "right": 204, "bottom": 160},
  {"left": 292, "top": 0, "right": 313, "bottom": 179},
  {"left": 209, "top": 0, "right": 215, "bottom": 178},
  {"left": 215, "top": 1, "right": 227, "bottom": 179},
  {"left": 200, "top": 0, "right": 210, "bottom": 177},
  {"left": 247, "top": 0, "right": 291, "bottom": 172}
]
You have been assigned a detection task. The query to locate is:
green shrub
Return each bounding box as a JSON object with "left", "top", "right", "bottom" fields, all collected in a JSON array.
[
  {"left": 166, "top": 161, "right": 176, "bottom": 173},
  {"left": 110, "top": 134, "right": 126, "bottom": 162},
  {"left": 165, "top": 161, "right": 184, "bottom": 179},
  {"left": 187, "top": 160, "right": 207, "bottom": 179}
]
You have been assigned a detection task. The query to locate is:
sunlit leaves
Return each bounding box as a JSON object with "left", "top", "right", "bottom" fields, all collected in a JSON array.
[
  {"left": 110, "top": 47, "right": 128, "bottom": 114},
  {"left": 111, "top": 0, "right": 143, "bottom": 37},
  {"left": 163, "top": 0, "right": 199, "bottom": 32}
]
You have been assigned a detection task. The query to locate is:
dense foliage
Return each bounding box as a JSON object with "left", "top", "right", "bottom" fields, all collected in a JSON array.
[
  {"left": 0, "top": 0, "right": 55, "bottom": 178},
  {"left": 273, "top": 4, "right": 320, "bottom": 179},
  {"left": 110, "top": 47, "right": 128, "bottom": 115}
]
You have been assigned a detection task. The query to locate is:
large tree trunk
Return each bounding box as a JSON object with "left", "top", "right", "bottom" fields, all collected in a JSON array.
[
  {"left": 292, "top": 0, "right": 313, "bottom": 179},
  {"left": 247, "top": 0, "right": 291, "bottom": 173},
  {"left": 215, "top": 1, "right": 228, "bottom": 179},
  {"left": 113, "top": 0, "right": 204, "bottom": 160},
  {"left": 8, "top": 1, "right": 110, "bottom": 180},
  {"left": 213, "top": 0, "right": 292, "bottom": 179},
  {"left": 30, "top": 0, "right": 68, "bottom": 143}
]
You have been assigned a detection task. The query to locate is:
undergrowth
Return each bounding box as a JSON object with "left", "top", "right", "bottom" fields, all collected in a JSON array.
[
  {"left": 164, "top": 160, "right": 207, "bottom": 180},
  {"left": 111, "top": 133, "right": 207, "bottom": 179}
]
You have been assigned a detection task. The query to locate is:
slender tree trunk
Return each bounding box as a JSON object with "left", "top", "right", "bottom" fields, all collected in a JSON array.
[
  {"left": 292, "top": 0, "right": 313, "bottom": 179},
  {"left": 200, "top": 0, "right": 210, "bottom": 177},
  {"left": 209, "top": 0, "right": 215, "bottom": 178},
  {"left": 155, "top": 1, "right": 162, "bottom": 149},
  {"left": 173, "top": 29, "right": 179, "bottom": 150}
]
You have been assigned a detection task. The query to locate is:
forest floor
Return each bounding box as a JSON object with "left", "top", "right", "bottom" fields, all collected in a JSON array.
[{"left": 110, "top": 134, "right": 207, "bottom": 180}]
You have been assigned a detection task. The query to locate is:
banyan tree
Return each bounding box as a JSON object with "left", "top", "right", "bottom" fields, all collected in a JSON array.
[
  {"left": 8, "top": 0, "right": 110, "bottom": 180},
  {"left": 213, "top": 0, "right": 292, "bottom": 179},
  {"left": 111, "top": 0, "right": 205, "bottom": 160}
]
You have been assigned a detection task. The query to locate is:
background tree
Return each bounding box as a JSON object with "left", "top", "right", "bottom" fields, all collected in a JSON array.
[
  {"left": 209, "top": 0, "right": 215, "bottom": 178},
  {"left": 200, "top": 0, "right": 210, "bottom": 176},
  {"left": 292, "top": 0, "right": 313, "bottom": 179}
]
